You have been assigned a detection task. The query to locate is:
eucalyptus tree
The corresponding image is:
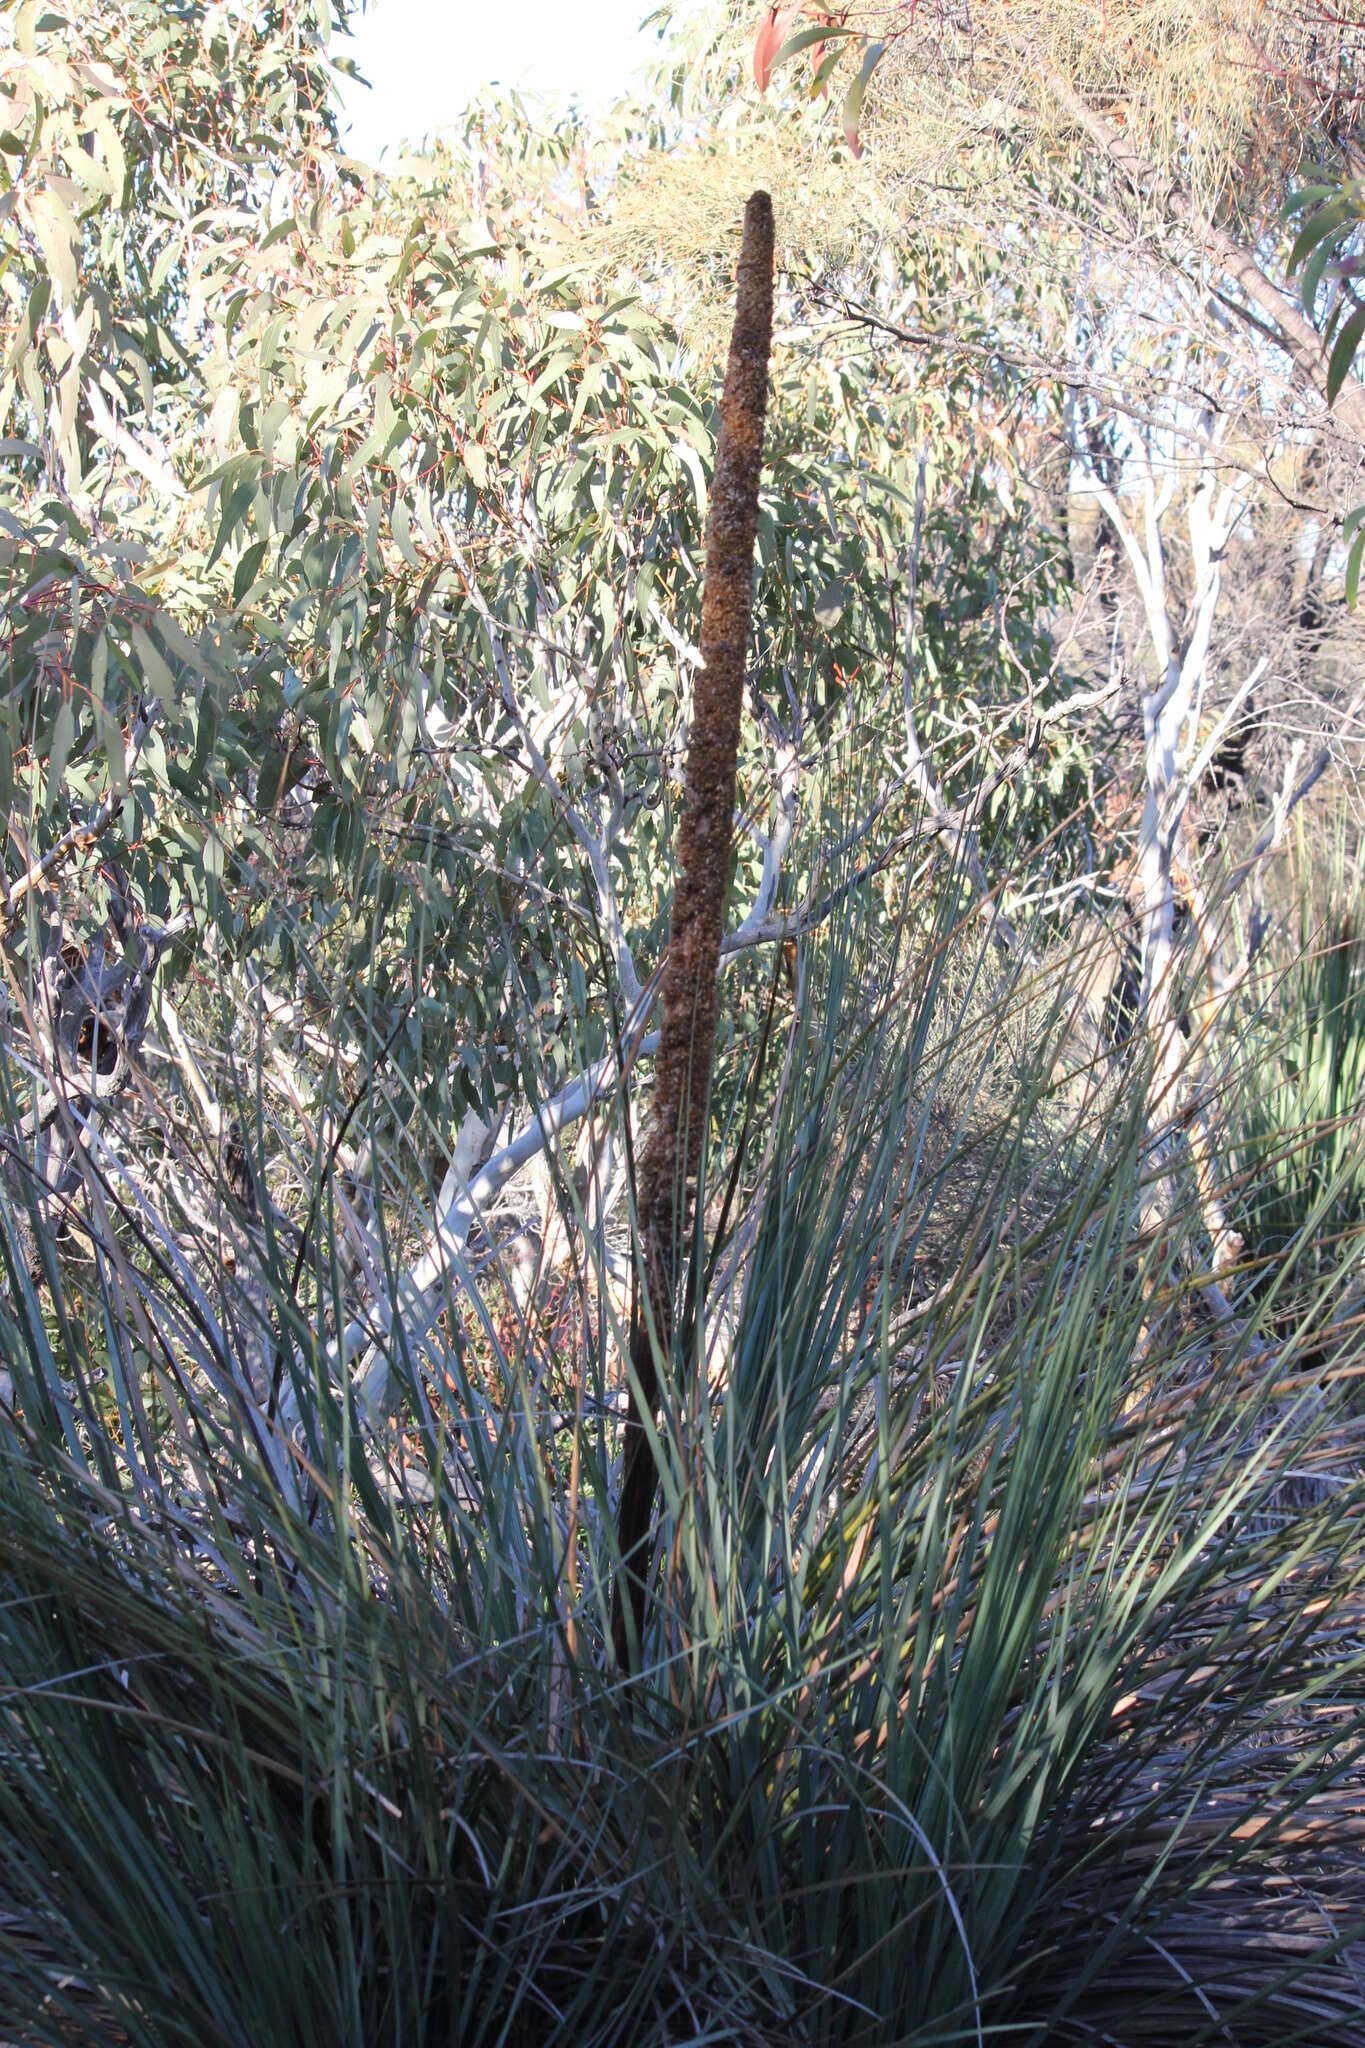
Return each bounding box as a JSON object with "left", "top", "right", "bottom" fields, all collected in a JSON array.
[
  {"left": 1, "top": 0, "right": 1084, "bottom": 1397},
  {"left": 0, "top": 0, "right": 348, "bottom": 920},
  {"left": 746, "top": 0, "right": 1365, "bottom": 445},
  {"left": 732, "top": 0, "right": 1365, "bottom": 1308}
]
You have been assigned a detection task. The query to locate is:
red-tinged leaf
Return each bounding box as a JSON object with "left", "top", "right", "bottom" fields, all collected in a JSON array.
[
  {"left": 753, "top": 8, "right": 781, "bottom": 92},
  {"left": 754, "top": 3, "right": 804, "bottom": 94},
  {"left": 809, "top": 8, "right": 845, "bottom": 96},
  {"left": 771, "top": 15, "right": 855, "bottom": 92}
]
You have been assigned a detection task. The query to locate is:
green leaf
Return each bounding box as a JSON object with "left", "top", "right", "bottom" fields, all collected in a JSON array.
[
  {"left": 772, "top": 21, "right": 857, "bottom": 71},
  {"left": 206, "top": 472, "right": 253, "bottom": 571},
  {"left": 392, "top": 496, "right": 419, "bottom": 568},
  {"left": 1282, "top": 182, "right": 1338, "bottom": 223},
  {"left": 46, "top": 696, "right": 74, "bottom": 809},
  {"left": 87, "top": 107, "right": 126, "bottom": 201},
  {"left": 1300, "top": 230, "right": 1346, "bottom": 320},
  {"left": 131, "top": 625, "right": 177, "bottom": 713},
  {"left": 232, "top": 539, "right": 268, "bottom": 606},
  {"left": 209, "top": 384, "right": 240, "bottom": 459},
  {"left": 1286, "top": 196, "right": 1355, "bottom": 283},
  {"left": 675, "top": 439, "right": 706, "bottom": 523},
  {"left": 841, "top": 40, "right": 883, "bottom": 158},
  {"left": 809, "top": 42, "right": 846, "bottom": 97},
  {"left": 101, "top": 703, "right": 126, "bottom": 794},
  {"left": 1327, "top": 304, "right": 1365, "bottom": 404},
  {"left": 26, "top": 187, "right": 78, "bottom": 304},
  {"left": 1347, "top": 523, "right": 1365, "bottom": 609}
]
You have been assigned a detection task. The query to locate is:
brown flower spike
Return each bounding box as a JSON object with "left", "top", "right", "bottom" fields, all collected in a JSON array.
[{"left": 611, "top": 191, "right": 775, "bottom": 1669}]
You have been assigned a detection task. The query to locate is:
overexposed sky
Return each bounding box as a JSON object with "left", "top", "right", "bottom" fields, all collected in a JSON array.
[{"left": 336, "top": 0, "right": 667, "bottom": 162}]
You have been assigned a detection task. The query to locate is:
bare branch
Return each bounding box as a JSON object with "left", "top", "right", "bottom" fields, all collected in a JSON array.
[{"left": 1043, "top": 69, "right": 1365, "bottom": 447}]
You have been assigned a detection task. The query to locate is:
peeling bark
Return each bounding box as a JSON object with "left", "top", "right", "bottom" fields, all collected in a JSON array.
[{"left": 611, "top": 192, "right": 774, "bottom": 1668}]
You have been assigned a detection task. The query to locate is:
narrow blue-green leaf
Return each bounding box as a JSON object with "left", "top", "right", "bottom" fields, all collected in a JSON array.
[{"left": 1327, "top": 303, "right": 1365, "bottom": 403}]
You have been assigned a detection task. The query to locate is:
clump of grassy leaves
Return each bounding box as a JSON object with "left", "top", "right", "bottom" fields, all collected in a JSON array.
[{"left": 1, "top": 865, "right": 1363, "bottom": 2046}]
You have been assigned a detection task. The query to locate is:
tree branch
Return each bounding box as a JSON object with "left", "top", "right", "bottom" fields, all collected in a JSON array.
[{"left": 1044, "top": 70, "right": 1365, "bottom": 446}]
